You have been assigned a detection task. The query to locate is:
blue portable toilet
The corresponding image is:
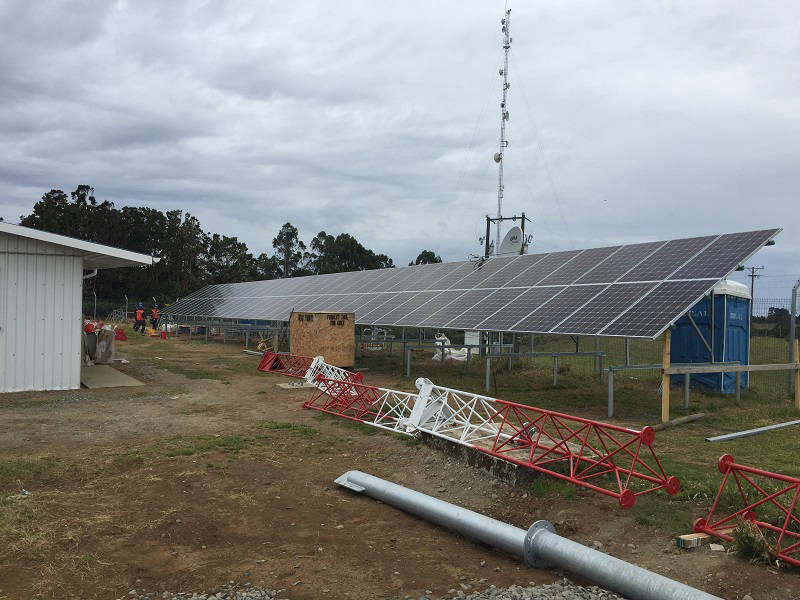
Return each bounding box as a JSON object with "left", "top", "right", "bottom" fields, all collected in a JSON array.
[{"left": 670, "top": 280, "right": 751, "bottom": 394}]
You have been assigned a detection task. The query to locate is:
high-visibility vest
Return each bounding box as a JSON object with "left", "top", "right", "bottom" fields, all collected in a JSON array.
[
  {"left": 152, "top": 308, "right": 159, "bottom": 319},
  {"left": 135, "top": 309, "right": 145, "bottom": 321}
]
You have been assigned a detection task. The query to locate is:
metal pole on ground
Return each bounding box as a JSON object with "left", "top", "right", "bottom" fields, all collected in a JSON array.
[{"left": 334, "top": 470, "right": 721, "bottom": 600}]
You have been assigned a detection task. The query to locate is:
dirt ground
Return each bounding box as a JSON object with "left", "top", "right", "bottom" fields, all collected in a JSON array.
[{"left": 1, "top": 334, "right": 799, "bottom": 599}]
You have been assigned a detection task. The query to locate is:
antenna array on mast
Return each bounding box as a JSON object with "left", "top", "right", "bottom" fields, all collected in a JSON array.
[{"left": 495, "top": 3, "right": 512, "bottom": 253}]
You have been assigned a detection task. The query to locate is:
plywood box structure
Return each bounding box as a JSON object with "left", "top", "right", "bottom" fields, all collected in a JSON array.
[{"left": 289, "top": 311, "right": 355, "bottom": 367}]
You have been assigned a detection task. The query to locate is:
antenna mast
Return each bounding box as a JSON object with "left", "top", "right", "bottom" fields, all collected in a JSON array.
[{"left": 494, "top": 2, "right": 512, "bottom": 254}]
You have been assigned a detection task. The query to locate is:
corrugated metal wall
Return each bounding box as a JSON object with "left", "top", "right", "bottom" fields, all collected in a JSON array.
[{"left": 0, "top": 232, "right": 83, "bottom": 393}]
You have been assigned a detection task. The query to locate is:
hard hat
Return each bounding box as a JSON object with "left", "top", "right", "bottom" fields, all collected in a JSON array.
[
  {"left": 137, "top": 302, "right": 143, "bottom": 308},
  {"left": 154, "top": 304, "right": 159, "bottom": 308}
]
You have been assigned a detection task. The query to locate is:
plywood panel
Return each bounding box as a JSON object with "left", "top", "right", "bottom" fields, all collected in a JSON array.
[{"left": 289, "top": 311, "right": 355, "bottom": 367}]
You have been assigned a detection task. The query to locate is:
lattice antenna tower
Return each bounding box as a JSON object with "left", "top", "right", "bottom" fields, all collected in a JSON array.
[{"left": 494, "top": 2, "right": 512, "bottom": 254}]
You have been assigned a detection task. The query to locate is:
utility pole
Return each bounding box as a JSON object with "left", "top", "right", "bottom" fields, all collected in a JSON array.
[
  {"left": 493, "top": 2, "right": 512, "bottom": 254},
  {"left": 745, "top": 266, "right": 764, "bottom": 314}
]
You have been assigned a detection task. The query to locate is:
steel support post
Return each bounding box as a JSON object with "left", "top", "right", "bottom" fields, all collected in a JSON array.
[
  {"left": 406, "top": 348, "right": 412, "bottom": 379},
  {"left": 335, "top": 471, "right": 719, "bottom": 600},
  {"left": 466, "top": 346, "right": 472, "bottom": 369},
  {"left": 593, "top": 336, "right": 599, "bottom": 372},
  {"left": 607, "top": 369, "right": 614, "bottom": 418},
  {"left": 245, "top": 329, "right": 249, "bottom": 349},
  {"left": 485, "top": 356, "right": 491, "bottom": 393},
  {"left": 529, "top": 334, "right": 534, "bottom": 353},
  {"left": 552, "top": 355, "right": 558, "bottom": 386},
  {"left": 205, "top": 323, "right": 209, "bottom": 343},
  {"left": 625, "top": 337, "right": 631, "bottom": 366},
  {"left": 795, "top": 339, "right": 800, "bottom": 411}
]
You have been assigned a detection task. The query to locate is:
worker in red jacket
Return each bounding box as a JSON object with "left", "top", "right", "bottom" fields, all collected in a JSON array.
[
  {"left": 133, "top": 302, "right": 146, "bottom": 335},
  {"left": 150, "top": 304, "right": 160, "bottom": 328}
]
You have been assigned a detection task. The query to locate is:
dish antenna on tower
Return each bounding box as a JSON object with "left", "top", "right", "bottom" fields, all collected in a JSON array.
[{"left": 497, "top": 226, "right": 524, "bottom": 256}]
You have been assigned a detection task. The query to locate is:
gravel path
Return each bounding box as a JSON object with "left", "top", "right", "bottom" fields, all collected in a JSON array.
[{"left": 120, "top": 578, "right": 625, "bottom": 600}]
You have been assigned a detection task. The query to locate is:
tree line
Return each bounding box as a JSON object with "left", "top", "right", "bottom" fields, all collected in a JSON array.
[{"left": 19, "top": 185, "right": 442, "bottom": 304}]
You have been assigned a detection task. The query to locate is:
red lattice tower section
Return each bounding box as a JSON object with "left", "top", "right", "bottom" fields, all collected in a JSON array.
[
  {"left": 303, "top": 376, "right": 417, "bottom": 433},
  {"left": 257, "top": 351, "right": 314, "bottom": 379},
  {"left": 694, "top": 454, "right": 800, "bottom": 567},
  {"left": 430, "top": 393, "right": 681, "bottom": 509}
]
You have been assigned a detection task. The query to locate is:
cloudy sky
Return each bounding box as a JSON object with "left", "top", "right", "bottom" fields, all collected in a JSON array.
[{"left": 1, "top": 1, "right": 798, "bottom": 297}]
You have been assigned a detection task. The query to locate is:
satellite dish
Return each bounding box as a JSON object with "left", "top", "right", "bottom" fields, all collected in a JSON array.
[
  {"left": 493, "top": 152, "right": 502, "bottom": 163},
  {"left": 497, "top": 225, "right": 523, "bottom": 256}
]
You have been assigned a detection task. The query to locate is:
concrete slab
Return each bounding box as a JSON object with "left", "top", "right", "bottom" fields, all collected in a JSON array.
[{"left": 80, "top": 365, "right": 144, "bottom": 389}]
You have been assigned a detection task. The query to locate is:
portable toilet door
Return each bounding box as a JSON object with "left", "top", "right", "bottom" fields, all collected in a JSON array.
[{"left": 670, "top": 279, "right": 751, "bottom": 394}]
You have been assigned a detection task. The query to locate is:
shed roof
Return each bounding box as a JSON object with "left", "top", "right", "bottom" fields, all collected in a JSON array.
[{"left": 0, "top": 222, "right": 156, "bottom": 269}]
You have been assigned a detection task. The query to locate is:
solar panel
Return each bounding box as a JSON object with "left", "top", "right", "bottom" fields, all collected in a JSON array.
[
  {"left": 538, "top": 246, "right": 620, "bottom": 285},
  {"left": 477, "top": 253, "right": 548, "bottom": 288},
  {"left": 393, "top": 290, "right": 460, "bottom": 327},
  {"left": 358, "top": 292, "right": 417, "bottom": 323},
  {"left": 164, "top": 228, "right": 780, "bottom": 339},
  {"left": 513, "top": 285, "right": 606, "bottom": 332},
  {"left": 418, "top": 289, "right": 493, "bottom": 328},
  {"left": 668, "top": 229, "right": 777, "bottom": 280},
  {"left": 601, "top": 279, "right": 719, "bottom": 338},
  {"left": 474, "top": 286, "right": 566, "bottom": 331},
  {"left": 551, "top": 283, "right": 654, "bottom": 335},
  {"left": 373, "top": 291, "right": 443, "bottom": 326},
  {"left": 444, "top": 288, "right": 526, "bottom": 330},
  {"left": 621, "top": 235, "right": 716, "bottom": 282},
  {"left": 575, "top": 241, "right": 664, "bottom": 284},
  {"left": 503, "top": 250, "right": 581, "bottom": 287}
]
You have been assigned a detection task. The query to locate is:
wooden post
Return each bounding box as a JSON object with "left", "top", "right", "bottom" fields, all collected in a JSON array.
[
  {"left": 661, "top": 330, "right": 671, "bottom": 423},
  {"left": 794, "top": 339, "right": 800, "bottom": 411}
]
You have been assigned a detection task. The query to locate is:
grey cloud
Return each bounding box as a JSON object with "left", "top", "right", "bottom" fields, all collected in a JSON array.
[{"left": 0, "top": 1, "right": 797, "bottom": 288}]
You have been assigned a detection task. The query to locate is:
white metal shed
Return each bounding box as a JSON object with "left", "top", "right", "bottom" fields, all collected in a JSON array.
[{"left": 0, "top": 223, "right": 155, "bottom": 393}]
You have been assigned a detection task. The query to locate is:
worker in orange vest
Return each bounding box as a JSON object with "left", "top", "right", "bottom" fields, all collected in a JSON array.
[
  {"left": 133, "top": 302, "right": 146, "bottom": 335},
  {"left": 150, "top": 304, "right": 160, "bottom": 328}
]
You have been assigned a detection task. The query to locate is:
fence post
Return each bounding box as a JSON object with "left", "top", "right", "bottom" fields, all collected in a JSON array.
[
  {"left": 245, "top": 329, "right": 249, "bottom": 349},
  {"left": 593, "top": 336, "right": 599, "bottom": 372},
  {"left": 790, "top": 281, "right": 799, "bottom": 395},
  {"left": 406, "top": 348, "right": 412, "bottom": 379},
  {"left": 607, "top": 369, "right": 614, "bottom": 418},
  {"left": 661, "top": 330, "right": 671, "bottom": 423},
  {"left": 598, "top": 353, "right": 604, "bottom": 383},
  {"left": 794, "top": 339, "right": 800, "bottom": 411},
  {"left": 625, "top": 338, "right": 631, "bottom": 366},
  {"left": 684, "top": 373, "right": 690, "bottom": 411},
  {"left": 205, "top": 323, "right": 209, "bottom": 343},
  {"left": 485, "top": 356, "right": 491, "bottom": 393},
  {"left": 465, "top": 346, "right": 472, "bottom": 371},
  {"left": 552, "top": 355, "right": 559, "bottom": 386}
]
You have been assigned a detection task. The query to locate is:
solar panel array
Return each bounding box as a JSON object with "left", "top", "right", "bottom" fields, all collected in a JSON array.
[{"left": 165, "top": 228, "right": 780, "bottom": 339}]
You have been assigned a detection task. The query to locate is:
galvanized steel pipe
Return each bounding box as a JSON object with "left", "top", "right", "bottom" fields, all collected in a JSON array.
[{"left": 335, "top": 470, "right": 720, "bottom": 600}]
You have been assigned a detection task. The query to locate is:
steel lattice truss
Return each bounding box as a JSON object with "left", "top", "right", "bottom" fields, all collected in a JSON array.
[
  {"left": 303, "top": 357, "right": 364, "bottom": 385},
  {"left": 694, "top": 454, "right": 800, "bottom": 567},
  {"left": 298, "top": 368, "right": 679, "bottom": 508},
  {"left": 304, "top": 377, "right": 418, "bottom": 434},
  {"left": 257, "top": 351, "right": 315, "bottom": 378},
  {"left": 413, "top": 381, "right": 680, "bottom": 508}
]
